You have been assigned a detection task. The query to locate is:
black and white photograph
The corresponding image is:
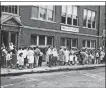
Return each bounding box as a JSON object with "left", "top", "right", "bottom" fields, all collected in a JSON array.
[{"left": 0, "top": 1, "right": 106, "bottom": 88}]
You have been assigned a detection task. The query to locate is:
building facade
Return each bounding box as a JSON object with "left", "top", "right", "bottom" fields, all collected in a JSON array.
[{"left": 0, "top": 5, "right": 105, "bottom": 50}]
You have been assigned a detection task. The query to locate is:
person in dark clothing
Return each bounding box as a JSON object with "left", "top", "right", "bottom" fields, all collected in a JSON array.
[{"left": 38, "top": 51, "right": 43, "bottom": 66}]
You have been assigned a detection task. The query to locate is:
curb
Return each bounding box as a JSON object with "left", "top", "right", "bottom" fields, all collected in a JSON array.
[{"left": 0, "top": 64, "right": 105, "bottom": 76}]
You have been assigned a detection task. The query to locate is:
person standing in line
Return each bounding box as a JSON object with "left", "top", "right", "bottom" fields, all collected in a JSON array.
[
  {"left": 38, "top": 51, "right": 43, "bottom": 67},
  {"left": 69, "top": 52, "right": 74, "bottom": 65},
  {"left": 17, "top": 52, "right": 24, "bottom": 70},
  {"left": 52, "top": 48, "right": 58, "bottom": 66},
  {"left": 34, "top": 46, "right": 40, "bottom": 67},
  {"left": 23, "top": 47, "right": 28, "bottom": 68},
  {"left": 100, "top": 50, "right": 105, "bottom": 64},
  {"left": 17, "top": 47, "right": 23, "bottom": 68},
  {"left": 90, "top": 51, "right": 95, "bottom": 64},
  {"left": 11, "top": 46, "right": 17, "bottom": 68},
  {"left": 64, "top": 48, "right": 70, "bottom": 65},
  {"left": 95, "top": 50, "right": 100, "bottom": 64},
  {"left": 27, "top": 47, "right": 34, "bottom": 69},
  {"left": 1, "top": 47, "right": 7, "bottom": 68},
  {"left": 59, "top": 47, "right": 64, "bottom": 66},
  {"left": 48, "top": 46, "right": 53, "bottom": 67},
  {"left": 46, "top": 46, "right": 51, "bottom": 66},
  {"left": 6, "top": 51, "right": 12, "bottom": 72}
]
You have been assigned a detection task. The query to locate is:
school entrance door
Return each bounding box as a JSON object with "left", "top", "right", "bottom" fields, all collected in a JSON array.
[
  {"left": 1, "top": 14, "right": 23, "bottom": 48},
  {"left": 1, "top": 31, "right": 18, "bottom": 47}
]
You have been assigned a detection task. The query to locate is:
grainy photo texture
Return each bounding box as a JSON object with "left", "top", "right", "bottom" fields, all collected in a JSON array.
[{"left": 0, "top": 3, "right": 106, "bottom": 88}]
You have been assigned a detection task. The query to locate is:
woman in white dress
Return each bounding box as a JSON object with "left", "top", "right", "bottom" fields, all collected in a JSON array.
[
  {"left": 64, "top": 48, "right": 70, "bottom": 65},
  {"left": 27, "top": 47, "right": 34, "bottom": 68}
]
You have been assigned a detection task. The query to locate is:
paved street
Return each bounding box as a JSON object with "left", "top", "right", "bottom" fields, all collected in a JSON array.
[{"left": 1, "top": 67, "right": 105, "bottom": 88}]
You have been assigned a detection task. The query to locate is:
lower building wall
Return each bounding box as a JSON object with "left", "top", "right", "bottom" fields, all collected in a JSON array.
[{"left": 19, "top": 27, "right": 99, "bottom": 50}]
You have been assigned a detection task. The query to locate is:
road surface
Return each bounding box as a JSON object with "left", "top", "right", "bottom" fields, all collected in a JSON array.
[{"left": 1, "top": 67, "right": 105, "bottom": 88}]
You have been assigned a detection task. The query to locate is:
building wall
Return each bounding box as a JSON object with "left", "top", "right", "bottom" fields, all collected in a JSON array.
[{"left": 18, "top": 5, "right": 104, "bottom": 49}]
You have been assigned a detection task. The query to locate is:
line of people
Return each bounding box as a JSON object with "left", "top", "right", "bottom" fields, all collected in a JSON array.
[{"left": 0, "top": 43, "right": 105, "bottom": 71}]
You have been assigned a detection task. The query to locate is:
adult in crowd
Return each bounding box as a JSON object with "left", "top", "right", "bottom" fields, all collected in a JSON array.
[
  {"left": 58, "top": 47, "right": 64, "bottom": 66},
  {"left": 95, "top": 49, "right": 100, "bottom": 64},
  {"left": 64, "top": 47, "right": 70, "bottom": 65},
  {"left": 52, "top": 48, "right": 58, "bottom": 66},
  {"left": 11, "top": 46, "right": 17, "bottom": 68},
  {"left": 100, "top": 49, "right": 105, "bottom": 64},
  {"left": 46, "top": 46, "right": 51, "bottom": 65},
  {"left": 23, "top": 47, "right": 28, "bottom": 68},
  {"left": 1, "top": 47, "right": 7, "bottom": 68},
  {"left": 38, "top": 51, "right": 43, "bottom": 67},
  {"left": 48, "top": 46, "right": 53, "bottom": 67},
  {"left": 27, "top": 47, "right": 34, "bottom": 68},
  {"left": 34, "top": 46, "right": 40, "bottom": 67}
]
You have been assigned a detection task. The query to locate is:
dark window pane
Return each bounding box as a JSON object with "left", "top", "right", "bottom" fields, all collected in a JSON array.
[
  {"left": 31, "top": 35, "right": 37, "bottom": 45},
  {"left": 5, "top": 6, "right": 8, "bottom": 12},
  {"left": 66, "top": 38, "right": 71, "bottom": 49},
  {"left": 1, "top": 6, "right": 5, "bottom": 12},
  {"left": 47, "top": 36, "right": 53, "bottom": 45},
  {"left": 72, "top": 39, "right": 77, "bottom": 47},
  {"left": 92, "top": 21, "right": 95, "bottom": 28},
  {"left": 15, "top": 6, "right": 17, "bottom": 14},
  {"left": 9, "top": 6, "right": 12, "bottom": 13},
  {"left": 83, "top": 20, "right": 87, "bottom": 27},
  {"left": 39, "top": 36, "right": 45, "bottom": 45},
  {"left": 67, "top": 17, "right": 72, "bottom": 25},
  {"left": 88, "top": 23, "right": 91, "bottom": 28},
  {"left": 61, "top": 16, "right": 66, "bottom": 24},
  {"left": 82, "top": 40, "right": 86, "bottom": 47},
  {"left": 60, "top": 37, "right": 65, "bottom": 46},
  {"left": 73, "top": 19, "right": 77, "bottom": 26},
  {"left": 87, "top": 40, "right": 90, "bottom": 47}
]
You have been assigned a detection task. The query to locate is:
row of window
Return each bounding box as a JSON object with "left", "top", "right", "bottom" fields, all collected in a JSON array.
[
  {"left": 31, "top": 35, "right": 53, "bottom": 46},
  {"left": 1, "top": 5, "right": 96, "bottom": 29},
  {"left": 60, "top": 37, "right": 78, "bottom": 48},
  {"left": 31, "top": 35, "right": 96, "bottom": 49},
  {"left": 1, "top": 6, "right": 18, "bottom": 14},
  {"left": 82, "top": 40, "right": 96, "bottom": 48}
]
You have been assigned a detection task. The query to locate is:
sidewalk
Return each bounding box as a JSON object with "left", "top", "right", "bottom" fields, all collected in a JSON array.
[{"left": 1, "top": 64, "right": 105, "bottom": 76}]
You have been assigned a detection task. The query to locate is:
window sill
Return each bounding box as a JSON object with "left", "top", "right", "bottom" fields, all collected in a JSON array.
[
  {"left": 82, "top": 27, "right": 97, "bottom": 30},
  {"left": 60, "top": 23, "right": 80, "bottom": 28},
  {"left": 30, "top": 17, "right": 56, "bottom": 24}
]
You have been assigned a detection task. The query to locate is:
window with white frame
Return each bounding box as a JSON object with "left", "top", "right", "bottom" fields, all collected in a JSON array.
[
  {"left": 61, "top": 5, "right": 78, "bottom": 26},
  {"left": 82, "top": 40, "right": 96, "bottom": 48},
  {"left": 31, "top": 5, "right": 54, "bottom": 21},
  {"left": 83, "top": 9, "right": 96, "bottom": 28},
  {"left": 60, "top": 37, "right": 77, "bottom": 48},
  {"left": 1, "top": 5, "right": 18, "bottom": 14},
  {"left": 31, "top": 35, "right": 53, "bottom": 46}
]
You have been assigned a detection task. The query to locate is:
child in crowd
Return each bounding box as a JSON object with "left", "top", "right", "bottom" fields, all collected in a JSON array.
[
  {"left": 6, "top": 51, "right": 12, "bottom": 72},
  {"left": 17, "top": 52, "right": 24, "bottom": 70}
]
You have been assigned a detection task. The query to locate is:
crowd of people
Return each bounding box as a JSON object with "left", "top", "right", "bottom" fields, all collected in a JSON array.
[{"left": 0, "top": 42, "right": 105, "bottom": 72}]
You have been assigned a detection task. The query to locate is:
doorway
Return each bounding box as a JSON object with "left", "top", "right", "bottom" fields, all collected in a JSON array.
[{"left": 1, "top": 31, "right": 18, "bottom": 48}]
